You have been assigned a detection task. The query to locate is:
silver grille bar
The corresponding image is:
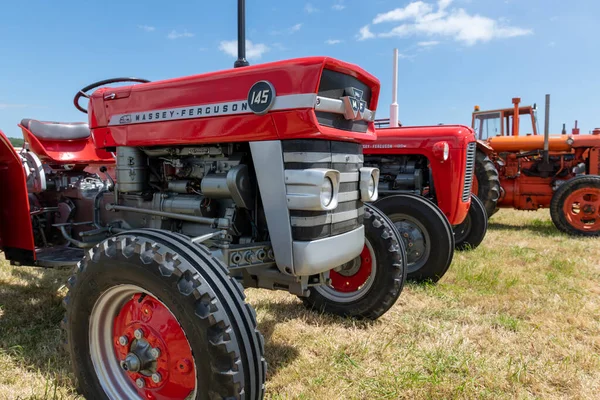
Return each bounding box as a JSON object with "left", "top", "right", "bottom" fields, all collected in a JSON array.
[
  {"left": 315, "top": 96, "right": 376, "bottom": 122},
  {"left": 462, "top": 142, "right": 477, "bottom": 202}
]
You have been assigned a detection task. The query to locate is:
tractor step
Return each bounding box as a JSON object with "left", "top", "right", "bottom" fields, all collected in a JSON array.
[{"left": 35, "top": 247, "right": 84, "bottom": 268}]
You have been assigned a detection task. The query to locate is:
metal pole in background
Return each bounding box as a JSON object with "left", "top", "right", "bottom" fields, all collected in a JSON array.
[
  {"left": 234, "top": 0, "right": 249, "bottom": 68},
  {"left": 390, "top": 48, "right": 399, "bottom": 127},
  {"left": 543, "top": 94, "right": 550, "bottom": 163}
]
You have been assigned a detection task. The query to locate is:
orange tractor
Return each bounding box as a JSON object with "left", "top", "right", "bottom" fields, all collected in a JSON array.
[{"left": 471, "top": 95, "right": 600, "bottom": 236}]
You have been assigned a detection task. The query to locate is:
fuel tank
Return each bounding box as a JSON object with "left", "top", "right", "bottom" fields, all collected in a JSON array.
[{"left": 487, "top": 135, "right": 600, "bottom": 152}]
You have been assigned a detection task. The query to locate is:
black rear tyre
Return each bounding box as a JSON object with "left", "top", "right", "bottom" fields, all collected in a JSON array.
[
  {"left": 374, "top": 194, "right": 454, "bottom": 282},
  {"left": 474, "top": 150, "right": 501, "bottom": 218},
  {"left": 550, "top": 175, "right": 600, "bottom": 236},
  {"left": 62, "top": 229, "right": 266, "bottom": 400},
  {"left": 301, "top": 204, "right": 407, "bottom": 320},
  {"left": 454, "top": 194, "right": 488, "bottom": 250}
]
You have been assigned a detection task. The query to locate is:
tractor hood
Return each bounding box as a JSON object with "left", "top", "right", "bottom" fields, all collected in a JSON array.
[
  {"left": 88, "top": 57, "right": 380, "bottom": 148},
  {"left": 365, "top": 124, "right": 475, "bottom": 151}
]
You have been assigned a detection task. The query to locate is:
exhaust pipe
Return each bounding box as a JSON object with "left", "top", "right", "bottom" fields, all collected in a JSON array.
[
  {"left": 390, "top": 48, "right": 399, "bottom": 127},
  {"left": 234, "top": 0, "right": 249, "bottom": 68},
  {"left": 543, "top": 94, "right": 550, "bottom": 163}
]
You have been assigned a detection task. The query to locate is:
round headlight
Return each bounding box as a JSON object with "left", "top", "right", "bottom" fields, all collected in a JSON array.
[
  {"left": 368, "top": 175, "right": 376, "bottom": 198},
  {"left": 320, "top": 177, "right": 334, "bottom": 207}
]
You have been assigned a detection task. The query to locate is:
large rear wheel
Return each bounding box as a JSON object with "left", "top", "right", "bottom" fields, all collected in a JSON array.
[
  {"left": 454, "top": 194, "right": 488, "bottom": 250},
  {"left": 301, "top": 204, "right": 407, "bottom": 320},
  {"left": 62, "top": 230, "right": 266, "bottom": 399},
  {"left": 374, "top": 194, "right": 454, "bottom": 282},
  {"left": 550, "top": 176, "right": 600, "bottom": 236},
  {"left": 473, "top": 151, "right": 501, "bottom": 218}
]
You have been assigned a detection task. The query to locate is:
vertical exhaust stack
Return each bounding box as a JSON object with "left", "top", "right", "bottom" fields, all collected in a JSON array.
[
  {"left": 390, "top": 48, "right": 399, "bottom": 127},
  {"left": 234, "top": 0, "right": 250, "bottom": 68},
  {"left": 543, "top": 94, "right": 550, "bottom": 164}
]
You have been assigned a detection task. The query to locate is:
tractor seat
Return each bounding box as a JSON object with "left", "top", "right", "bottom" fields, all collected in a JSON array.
[{"left": 21, "top": 119, "right": 90, "bottom": 141}]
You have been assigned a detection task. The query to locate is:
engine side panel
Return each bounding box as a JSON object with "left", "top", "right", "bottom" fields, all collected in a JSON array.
[{"left": 0, "top": 130, "right": 35, "bottom": 262}]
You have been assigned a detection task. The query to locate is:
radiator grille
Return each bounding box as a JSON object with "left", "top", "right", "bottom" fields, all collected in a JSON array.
[
  {"left": 282, "top": 140, "right": 364, "bottom": 241},
  {"left": 462, "top": 142, "right": 477, "bottom": 202}
]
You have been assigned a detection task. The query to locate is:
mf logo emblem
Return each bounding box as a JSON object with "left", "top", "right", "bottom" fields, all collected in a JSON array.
[{"left": 342, "top": 87, "right": 367, "bottom": 121}]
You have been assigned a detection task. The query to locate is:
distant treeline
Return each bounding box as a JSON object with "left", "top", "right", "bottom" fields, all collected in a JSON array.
[{"left": 9, "top": 137, "right": 24, "bottom": 147}]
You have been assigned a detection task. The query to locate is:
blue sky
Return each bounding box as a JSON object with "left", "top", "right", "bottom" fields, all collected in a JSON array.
[{"left": 0, "top": 0, "right": 598, "bottom": 138}]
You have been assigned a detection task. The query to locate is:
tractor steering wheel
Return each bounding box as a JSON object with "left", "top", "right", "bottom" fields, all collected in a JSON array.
[{"left": 74, "top": 77, "right": 151, "bottom": 114}]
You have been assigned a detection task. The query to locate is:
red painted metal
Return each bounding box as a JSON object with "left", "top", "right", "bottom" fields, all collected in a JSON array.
[
  {"left": 89, "top": 57, "right": 380, "bottom": 148},
  {"left": 561, "top": 187, "right": 600, "bottom": 232},
  {"left": 19, "top": 124, "right": 114, "bottom": 165},
  {"left": 364, "top": 125, "right": 475, "bottom": 225},
  {"left": 0, "top": 130, "right": 35, "bottom": 256},
  {"left": 113, "top": 293, "right": 195, "bottom": 399},
  {"left": 329, "top": 244, "right": 372, "bottom": 292}
]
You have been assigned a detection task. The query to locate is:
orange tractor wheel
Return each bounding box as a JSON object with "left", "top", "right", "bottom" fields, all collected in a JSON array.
[{"left": 550, "top": 176, "right": 600, "bottom": 236}]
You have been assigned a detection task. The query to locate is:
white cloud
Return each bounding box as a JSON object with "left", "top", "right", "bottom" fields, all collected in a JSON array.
[
  {"left": 325, "top": 39, "right": 343, "bottom": 45},
  {"left": 367, "top": 0, "right": 532, "bottom": 45},
  {"left": 270, "top": 23, "right": 303, "bottom": 36},
  {"left": 305, "top": 3, "right": 319, "bottom": 13},
  {"left": 0, "top": 103, "right": 29, "bottom": 109},
  {"left": 548, "top": 41, "right": 556, "bottom": 47},
  {"left": 357, "top": 25, "right": 375, "bottom": 41},
  {"left": 138, "top": 25, "right": 156, "bottom": 32},
  {"left": 332, "top": 0, "right": 345, "bottom": 10},
  {"left": 418, "top": 40, "right": 440, "bottom": 46},
  {"left": 219, "top": 40, "right": 270, "bottom": 59},
  {"left": 373, "top": 1, "right": 433, "bottom": 24},
  {"left": 167, "top": 30, "right": 194, "bottom": 39}
]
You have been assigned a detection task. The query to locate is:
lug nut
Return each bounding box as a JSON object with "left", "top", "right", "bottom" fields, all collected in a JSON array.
[
  {"left": 134, "top": 329, "right": 144, "bottom": 340},
  {"left": 118, "top": 336, "right": 128, "bottom": 346},
  {"left": 136, "top": 378, "right": 145, "bottom": 388},
  {"left": 150, "top": 348, "right": 160, "bottom": 359},
  {"left": 151, "top": 373, "right": 162, "bottom": 383}
]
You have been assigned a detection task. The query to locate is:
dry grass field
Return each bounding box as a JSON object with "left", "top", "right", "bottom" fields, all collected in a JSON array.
[{"left": 0, "top": 209, "right": 599, "bottom": 399}]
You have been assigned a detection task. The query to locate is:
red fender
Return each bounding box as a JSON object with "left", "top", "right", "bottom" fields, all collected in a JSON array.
[{"left": 0, "top": 130, "right": 35, "bottom": 263}]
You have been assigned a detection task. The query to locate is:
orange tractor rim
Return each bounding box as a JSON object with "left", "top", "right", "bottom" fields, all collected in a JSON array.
[{"left": 562, "top": 187, "right": 600, "bottom": 231}]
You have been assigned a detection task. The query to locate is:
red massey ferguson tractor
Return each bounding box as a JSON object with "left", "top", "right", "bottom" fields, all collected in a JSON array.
[
  {"left": 472, "top": 95, "right": 600, "bottom": 236},
  {"left": 0, "top": 4, "right": 408, "bottom": 398},
  {"left": 364, "top": 121, "right": 488, "bottom": 282}
]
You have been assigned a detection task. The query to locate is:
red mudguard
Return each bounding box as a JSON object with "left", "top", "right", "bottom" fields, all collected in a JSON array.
[{"left": 0, "top": 130, "right": 35, "bottom": 262}]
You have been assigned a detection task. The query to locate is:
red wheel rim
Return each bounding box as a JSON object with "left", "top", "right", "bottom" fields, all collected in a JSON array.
[
  {"left": 329, "top": 244, "right": 373, "bottom": 292},
  {"left": 562, "top": 187, "right": 600, "bottom": 232},
  {"left": 112, "top": 293, "right": 195, "bottom": 399}
]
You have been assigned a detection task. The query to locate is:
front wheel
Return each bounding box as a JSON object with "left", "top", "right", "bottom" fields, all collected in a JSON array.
[
  {"left": 374, "top": 194, "right": 454, "bottom": 282},
  {"left": 454, "top": 194, "right": 488, "bottom": 250},
  {"left": 301, "top": 204, "right": 407, "bottom": 320},
  {"left": 550, "top": 176, "right": 600, "bottom": 236},
  {"left": 62, "top": 230, "right": 266, "bottom": 399}
]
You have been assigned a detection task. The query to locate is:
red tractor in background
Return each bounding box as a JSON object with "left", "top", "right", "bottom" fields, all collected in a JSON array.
[
  {"left": 365, "top": 122, "right": 487, "bottom": 282},
  {"left": 0, "top": 2, "right": 408, "bottom": 398},
  {"left": 358, "top": 49, "right": 488, "bottom": 283},
  {"left": 472, "top": 95, "right": 600, "bottom": 236}
]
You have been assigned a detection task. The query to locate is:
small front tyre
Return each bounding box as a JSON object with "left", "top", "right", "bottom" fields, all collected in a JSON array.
[
  {"left": 454, "top": 194, "right": 488, "bottom": 250},
  {"left": 301, "top": 204, "right": 407, "bottom": 320},
  {"left": 62, "top": 229, "right": 266, "bottom": 400}
]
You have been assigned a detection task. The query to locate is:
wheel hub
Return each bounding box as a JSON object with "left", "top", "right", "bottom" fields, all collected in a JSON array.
[
  {"left": 562, "top": 188, "right": 600, "bottom": 231},
  {"left": 97, "top": 290, "right": 196, "bottom": 400},
  {"left": 327, "top": 243, "right": 375, "bottom": 294},
  {"left": 120, "top": 336, "right": 158, "bottom": 375},
  {"left": 393, "top": 219, "right": 428, "bottom": 271}
]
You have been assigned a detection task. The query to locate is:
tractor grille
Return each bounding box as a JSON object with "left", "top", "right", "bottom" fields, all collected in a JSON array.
[
  {"left": 462, "top": 142, "right": 477, "bottom": 202},
  {"left": 283, "top": 140, "right": 364, "bottom": 241}
]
